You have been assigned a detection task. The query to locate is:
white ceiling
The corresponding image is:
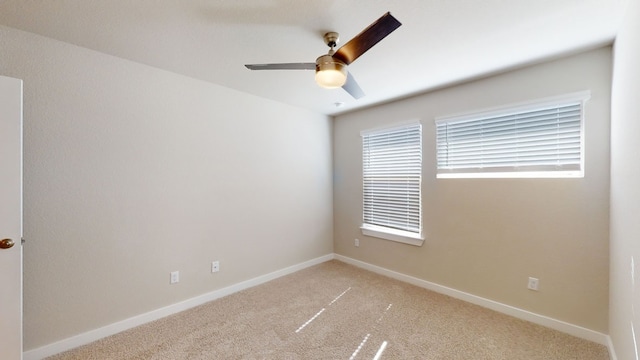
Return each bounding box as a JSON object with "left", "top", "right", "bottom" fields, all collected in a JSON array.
[{"left": 0, "top": 0, "right": 626, "bottom": 115}]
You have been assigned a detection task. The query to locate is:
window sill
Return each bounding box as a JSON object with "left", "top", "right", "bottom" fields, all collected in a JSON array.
[
  {"left": 436, "top": 170, "right": 583, "bottom": 179},
  {"left": 360, "top": 225, "right": 424, "bottom": 247}
]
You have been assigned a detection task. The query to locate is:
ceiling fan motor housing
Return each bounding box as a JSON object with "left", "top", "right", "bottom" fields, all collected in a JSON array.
[{"left": 315, "top": 54, "right": 348, "bottom": 88}]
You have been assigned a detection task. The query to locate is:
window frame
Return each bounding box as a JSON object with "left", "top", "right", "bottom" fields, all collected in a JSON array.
[
  {"left": 435, "top": 91, "right": 591, "bottom": 179},
  {"left": 360, "top": 120, "right": 424, "bottom": 246}
]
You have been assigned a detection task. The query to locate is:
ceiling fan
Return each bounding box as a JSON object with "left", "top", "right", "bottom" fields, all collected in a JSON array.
[{"left": 244, "top": 12, "right": 401, "bottom": 100}]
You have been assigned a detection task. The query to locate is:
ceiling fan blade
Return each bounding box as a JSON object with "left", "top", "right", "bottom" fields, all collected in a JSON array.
[
  {"left": 342, "top": 72, "right": 365, "bottom": 99},
  {"left": 245, "top": 63, "right": 316, "bottom": 70},
  {"left": 333, "top": 12, "right": 401, "bottom": 65}
]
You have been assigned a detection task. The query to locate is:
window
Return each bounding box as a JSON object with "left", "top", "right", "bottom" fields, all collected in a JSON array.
[
  {"left": 436, "top": 91, "right": 590, "bottom": 178},
  {"left": 361, "top": 121, "right": 423, "bottom": 246}
]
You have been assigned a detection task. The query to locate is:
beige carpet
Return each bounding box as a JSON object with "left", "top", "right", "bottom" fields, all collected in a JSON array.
[{"left": 48, "top": 260, "right": 609, "bottom": 359}]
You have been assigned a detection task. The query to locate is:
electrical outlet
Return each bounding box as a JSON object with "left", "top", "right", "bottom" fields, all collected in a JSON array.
[
  {"left": 170, "top": 271, "right": 179, "bottom": 284},
  {"left": 527, "top": 277, "right": 539, "bottom": 291},
  {"left": 212, "top": 261, "right": 220, "bottom": 273},
  {"left": 355, "top": 238, "right": 360, "bottom": 247}
]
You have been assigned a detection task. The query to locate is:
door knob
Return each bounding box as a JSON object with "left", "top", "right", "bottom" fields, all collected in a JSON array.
[{"left": 0, "top": 238, "right": 15, "bottom": 249}]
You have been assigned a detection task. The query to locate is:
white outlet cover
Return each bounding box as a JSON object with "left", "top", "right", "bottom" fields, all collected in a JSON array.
[
  {"left": 170, "top": 271, "right": 179, "bottom": 284},
  {"left": 527, "top": 277, "right": 539, "bottom": 291}
]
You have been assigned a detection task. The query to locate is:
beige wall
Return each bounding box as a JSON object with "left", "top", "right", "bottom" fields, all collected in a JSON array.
[
  {"left": 0, "top": 26, "right": 334, "bottom": 350},
  {"left": 334, "top": 47, "right": 611, "bottom": 332},
  {"left": 610, "top": 0, "right": 640, "bottom": 358}
]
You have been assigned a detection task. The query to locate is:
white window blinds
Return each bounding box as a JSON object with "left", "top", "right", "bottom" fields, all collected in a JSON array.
[
  {"left": 362, "top": 122, "right": 422, "bottom": 236},
  {"left": 436, "top": 92, "right": 589, "bottom": 178}
]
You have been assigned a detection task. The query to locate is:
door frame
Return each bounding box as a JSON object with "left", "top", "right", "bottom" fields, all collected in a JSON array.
[{"left": 0, "top": 75, "right": 24, "bottom": 360}]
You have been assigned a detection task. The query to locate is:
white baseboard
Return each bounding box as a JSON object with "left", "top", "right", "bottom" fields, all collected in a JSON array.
[
  {"left": 606, "top": 335, "right": 618, "bottom": 360},
  {"left": 25, "top": 253, "right": 615, "bottom": 360},
  {"left": 23, "top": 254, "right": 334, "bottom": 360},
  {"left": 334, "top": 254, "right": 610, "bottom": 347}
]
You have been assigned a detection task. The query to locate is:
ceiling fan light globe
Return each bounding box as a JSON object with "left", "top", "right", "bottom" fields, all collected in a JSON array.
[
  {"left": 315, "top": 55, "right": 347, "bottom": 89},
  {"left": 316, "top": 69, "right": 347, "bottom": 88}
]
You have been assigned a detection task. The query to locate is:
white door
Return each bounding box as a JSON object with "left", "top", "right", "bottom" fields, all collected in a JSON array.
[{"left": 0, "top": 75, "right": 23, "bottom": 360}]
